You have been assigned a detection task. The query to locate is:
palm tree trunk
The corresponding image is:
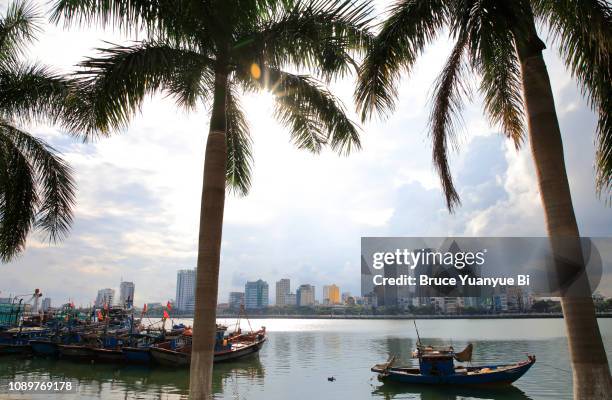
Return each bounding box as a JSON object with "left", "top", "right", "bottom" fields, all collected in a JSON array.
[
  {"left": 189, "top": 65, "right": 228, "bottom": 400},
  {"left": 516, "top": 13, "right": 611, "bottom": 400}
]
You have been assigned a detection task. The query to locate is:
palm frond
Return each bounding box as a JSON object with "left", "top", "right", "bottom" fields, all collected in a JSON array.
[
  {"left": 461, "top": 0, "right": 526, "bottom": 146},
  {"left": 66, "top": 41, "right": 215, "bottom": 138},
  {"left": 225, "top": 85, "right": 253, "bottom": 196},
  {"left": 534, "top": 0, "right": 612, "bottom": 198},
  {"left": 0, "top": 0, "right": 40, "bottom": 65},
  {"left": 241, "top": 66, "right": 361, "bottom": 155},
  {"left": 233, "top": 0, "right": 374, "bottom": 80},
  {"left": 0, "top": 121, "right": 75, "bottom": 261},
  {"left": 429, "top": 33, "right": 470, "bottom": 212},
  {"left": 355, "top": 0, "right": 447, "bottom": 121},
  {"left": 50, "top": 0, "right": 211, "bottom": 49},
  {"left": 0, "top": 62, "right": 76, "bottom": 126}
]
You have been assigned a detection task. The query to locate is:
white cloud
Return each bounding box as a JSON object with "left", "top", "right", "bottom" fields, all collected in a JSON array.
[{"left": 2, "top": 1, "right": 610, "bottom": 304}]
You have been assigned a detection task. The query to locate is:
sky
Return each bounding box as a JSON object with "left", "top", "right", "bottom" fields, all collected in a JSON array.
[{"left": 1, "top": 1, "right": 611, "bottom": 307}]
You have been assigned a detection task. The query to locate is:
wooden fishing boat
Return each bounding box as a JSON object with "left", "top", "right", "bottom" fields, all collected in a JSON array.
[
  {"left": 150, "top": 337, "right": 267, "bottom": 366},
  {"left": 122, "top": 346, "right": 153, "bottom": 364},
  {"left": 58, "top": 344, "right": 96, "bottom": 360},
  {"left": 0, "top": 326, "right": 49, "bottom": 355},
  {"left": 121, "top": 332, "right": 166, "bottom": 364},
  {"left": 214, "top": 337, "right": 267, "bottom": 363},
  {"left": 372, "top": 343, "right": 535, "bottom": 386},
  {"left": 91, "top": 347, "right": 125, "bottom": 362},
  {"left": 150, "top": 327, "right": 267, "bottom": 367},
  {"left": 29, "top": 339, "right": 59, "bottom": 356}
]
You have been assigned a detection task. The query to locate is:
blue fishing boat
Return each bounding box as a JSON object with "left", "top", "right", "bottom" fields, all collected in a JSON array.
[
  {"left": 122, "top": 332, "right": 166, "bottom": 364},
  {"left": 29, "top": 339, "right": 59, "bottom": 356},
  {"left": 372, "top": 343, "right": 535, "bottom": 386},
  {"left": 0, "top": 327, "right": 50, "bottom": 355},
  {"left": 149, "top": 326, "right": 267, "bottom": 367}
]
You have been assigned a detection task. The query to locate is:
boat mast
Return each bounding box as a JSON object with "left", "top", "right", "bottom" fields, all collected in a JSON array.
[{"left": 413, "top": 320, "right": 421, "bottom": 347}]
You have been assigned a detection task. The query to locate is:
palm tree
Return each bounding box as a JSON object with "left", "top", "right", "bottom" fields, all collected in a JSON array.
[
  {"left": 356, "top": 0, "right": 611, "bottom": 398},
  {"left": 51, "top": 0, "right": 372, "bottom": 397},
  {"left": 0, "top": 0, "right": 76, "bottom": 262}
]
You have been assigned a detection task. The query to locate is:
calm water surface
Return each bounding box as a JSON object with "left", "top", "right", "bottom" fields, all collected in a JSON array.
[{"left": 1, "top": 318, "right": 611, "bottom": 400}]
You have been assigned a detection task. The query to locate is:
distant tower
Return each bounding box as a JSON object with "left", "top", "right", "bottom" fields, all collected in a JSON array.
[
  {"left": 297, "top": 284, "right": 315, "bottom": 307},
  {"left": 323, "top": 284, "right": 340, "bottom": 305},
  {"left": 275, "top": 279, "right": 290, "bottom": 306},
  {"left": 42, "top": 297, "right": 51, "bottom": 311},
  {"left": 95, "top": 288, "right": 115, "bottom": 307},
  {"left": 176, "top": 269, "right": 196, "bottom": 312},
  {"left": 245, "top": 280, "right": 269, "bottom": 309},
  {"left": 119, "top": 281, "right": 135, "bottom": 308}
]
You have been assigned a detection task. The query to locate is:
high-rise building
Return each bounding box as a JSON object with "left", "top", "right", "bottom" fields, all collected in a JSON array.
[
  {"left": 275, "top": 279, "right": 290, "bottom": 306},
  {"left": 95, "top": 288, "right": 115, "bottom": 307},
  {"left": 176, "top": 269, "right": 196, "bottom": 312},
  {"left": 42, "top": 297, "right": 51, "bottom": 311},
  {"left": 119, "top": 281, "right": 135, "bottom": 307},
  {"left": 284, "top": 293, "right": 297, "bottom": 306},
  {"left": 323, "top": 284, "right": 340, "bottom": 305},
  {"left": 297, "top": 284, "right": 315, "bottom": 307},
  {"left": 245, "top": 280, "right": 269, "bottom": 309},
  {"left": 229, "top": 292, "right": 245, "bottom": 310}
]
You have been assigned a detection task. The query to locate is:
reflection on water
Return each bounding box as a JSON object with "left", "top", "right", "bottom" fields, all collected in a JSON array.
[
  {"left": 372, "top": 382, "right": 532, "bottom": 400},
  {"left": 0, "top": 319, "right": 610, "bottom": 399},
  {"left": 0, "top": 354, "right": 264, "bottom": 399}
]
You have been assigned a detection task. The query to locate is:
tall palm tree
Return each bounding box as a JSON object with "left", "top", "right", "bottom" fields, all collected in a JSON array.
[
  {"left": 356, "top": 0, "right": 611, "bottom": 398},
  {"left": 51, "top": 0, "right": 372, "bottom": 397},
  {"left": 0, "top": 0, "right": 76, "bottom": 262}
]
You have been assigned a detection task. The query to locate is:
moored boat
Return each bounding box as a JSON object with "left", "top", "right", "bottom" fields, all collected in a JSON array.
[
  {"left": 122, "top": 346, "right": 153, "bottom": 364},
  {"left": 58, "top": 344, "right": 96, "bottom": 360},
  {"left": 150, "top": 326, "right": 267, "bottom": 367},
  {"left": 91, "top": 347, "right": 125, "bottom": 363},
  {"left": 372, "top": 343, "right": 535, "bottom": 386},
  {"left": 29, "top": 339, "right": 59, "bottom": 356}
]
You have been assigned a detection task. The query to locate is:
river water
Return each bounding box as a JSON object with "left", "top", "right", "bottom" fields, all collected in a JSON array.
[{"left": 1, "top": 318, "right": 611, "bottom": 399}]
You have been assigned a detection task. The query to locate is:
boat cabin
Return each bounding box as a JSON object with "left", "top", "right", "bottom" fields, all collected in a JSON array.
[{"left": 414, "top": 345, "right": 461, "bottom": 376}]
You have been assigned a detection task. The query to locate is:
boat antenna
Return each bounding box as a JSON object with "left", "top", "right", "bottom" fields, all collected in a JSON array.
[{"left": 413, "top": 320, "right": 421, "bottom": 347}]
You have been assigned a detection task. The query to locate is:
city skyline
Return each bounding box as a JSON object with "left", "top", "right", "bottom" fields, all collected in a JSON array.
[{"left": 2, "top": 0, "right": 611, "bottom": 306}]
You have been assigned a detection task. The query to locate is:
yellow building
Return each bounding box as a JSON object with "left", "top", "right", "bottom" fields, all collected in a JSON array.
[{"left": 323, "top": 284, "right": 341, "bottom": 305}]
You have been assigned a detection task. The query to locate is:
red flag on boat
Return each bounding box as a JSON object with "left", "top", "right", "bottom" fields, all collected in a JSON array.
[
  {"left": 69, "top": 301, "right": 74, "bottom": 308},
  {"left": 163, "top": 310, "right": 169, "bottom": 319},
  {"left": 143, "top": 304, "right": 148, "bottom": 313},
  {"left": 97, "top": 310, "right": 103, "bottom": 320},
  {"left": 166, "top": 301, "right": 172, "bottom": 310}
]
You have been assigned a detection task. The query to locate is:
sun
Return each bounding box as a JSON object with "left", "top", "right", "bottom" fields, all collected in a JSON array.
[{"left": 244, "top": 89, "right": 275, "bottom": 116}]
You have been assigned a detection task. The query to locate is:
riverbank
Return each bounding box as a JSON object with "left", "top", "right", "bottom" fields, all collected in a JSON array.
[{"left": 163, "top": 312, "right": 612, "bottom": 319}]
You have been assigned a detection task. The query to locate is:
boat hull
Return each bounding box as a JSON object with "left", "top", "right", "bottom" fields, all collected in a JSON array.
[
  {"left": 92, "top": 348, "right": 125, "bottom": 363},
  {"left": 372, "top": 358, "right": 535, "bottom": 386},
  {"left": 29, "top": 340, "right": 59, "bottom": 356},
  {"left": 215, "top": 338, "right": 266, "bottom": 363},
  {"left": 150, "top": 338, "right": 266, "bottom": 367},
  {"left": 122, "top": 347, "right": 152, "bottom": 364},
  {"left": 58, "top": 344, "right": 95, "bottom": 360},
  {"left": 150, "top": 347, "right": 190, "bottom": 367}
]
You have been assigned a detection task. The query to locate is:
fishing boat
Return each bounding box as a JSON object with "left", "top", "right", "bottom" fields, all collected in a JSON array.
[
  {"left": 150, "top": 326, "right": 267, "bottom": 367},
  {"left": 372, "top": 343, "right": 535, "bottom": 386},
  {"left": 122, "top": 332, "right": 166, "bottom": 364},
  {"left": 58, "top": 343, "right": 96, "bottom": 360},
  {"left": 0, "top": 327, "right": 49, "bottom": 355},
  {"left": 29, "top": 339, "right": 59, "bottom": 356},
  {"left": 372, "top": 321, "right": 535, "bottom": 386}
]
